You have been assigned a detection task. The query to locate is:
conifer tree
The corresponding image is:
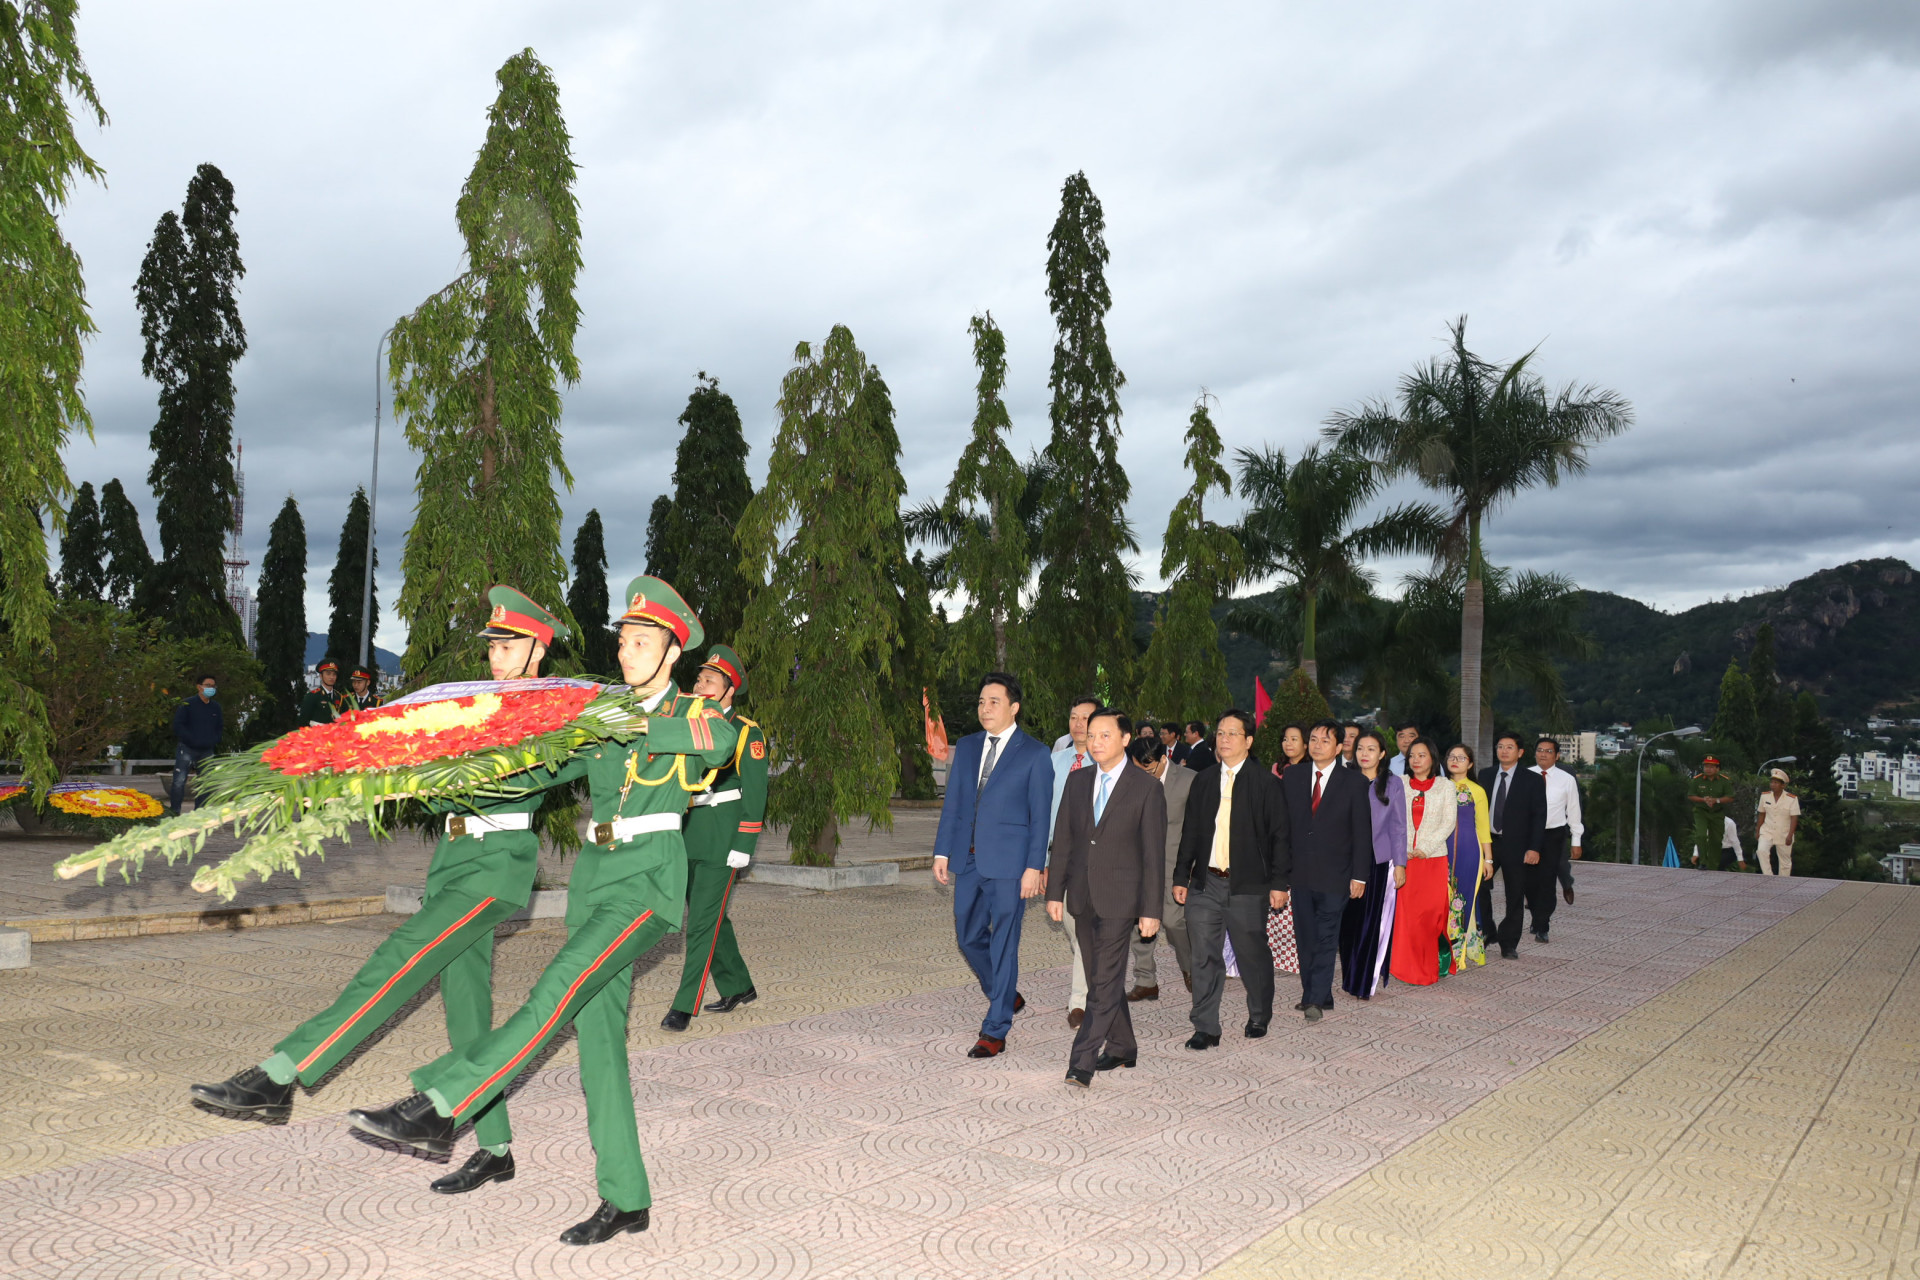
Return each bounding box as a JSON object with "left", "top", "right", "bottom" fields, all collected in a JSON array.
[
  {"left": 135, "top": 162, "right": 245, "bottom": 639},
  {"left": 325, "top": 487, "right": 376, "bottom": 674},
  {"left": 1746, "top": 622, "right": 1787, "bottom": 757},
  {"left": 1030, "top": 172, "right": 1136, "bottom": 710},
  {"left": 98, "top": 478, "right": 152, "bottom": 610},
  {"left": 253, "top": 496, "right": 306, "bottom": 734},
  {"left": 1, "top": 0, "right": 105, "bottom": 789},
  {"left": 737, "top": 327, "right": 906, "bottom": 864},
  {"left": 1139, "top": 395, "right": 1243, "bottom": 724},
  {"left": 1711, "top": 660, "right": 1759, "bottom": 768},
  {"left": 58, "top": 481, "right": 104, "bottom": 601},
  {"left": 940, "top": 312, "right": 1029, "bottom": 678},
  {"left": 566, "top": 508, "right": 613, "bottom": 674},
  {"left": 889, "top": 551, "right": 942, "bottom": 799},
  {"left": 1788, "top": 690, "right": 1857, "bottom": 877},
  {"left": 391, "top": 49, "right": 579, "bottom": 685},
  {"left": 658, "top": 375, "right": 754, "bottom": 680},
  {"left": 644, "top": 495, "right": 676, "bottom": 580}
]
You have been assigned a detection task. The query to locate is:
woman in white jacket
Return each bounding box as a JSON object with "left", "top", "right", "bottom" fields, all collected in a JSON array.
[{"left": 1389, "top": 738, "right": 1456, "bottom": 986}]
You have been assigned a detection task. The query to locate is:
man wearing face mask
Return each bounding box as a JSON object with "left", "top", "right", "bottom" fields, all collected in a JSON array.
[
  {"left": 188, "top": 586, "right": 569, "bottom": 1198},
  {"left": 168, "top": 674, "right": 223, "bottom": 816},
  {"left": 347, "top": 575, "right": 737, "bottom": 1247}
]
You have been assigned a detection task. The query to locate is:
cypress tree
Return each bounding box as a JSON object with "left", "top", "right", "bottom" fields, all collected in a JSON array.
[
  {"left": 1788, "top": 690, "right": 1856, "bottom": 877},
  {"left": 644, "top": 494, "right": 676, "bottom": 580},
  {"left": 940, "top": 312, "right": 1029, "bottom": 679},
  {"left": 660, "top": 374, "right": 754, "bottom": 680},
  {"left": 58, "top": 481, "right": 104, "bottom": 601},
  {"left": 737, "top": 327, "right": 907, "bottom": 864},
  {"left": 325, "top": 487, "right": 376, "bottom": 674},
  {"left": 135, "top": 162, "right": 246, "bottom": 639},
  {"left": 1139, "top": 395, "right": 1242, "bottom": 724},
  {"left": 1747, "top": 622, "right": 1787, "bottom": 758},
  {"left": 98, "top": 478, "right": 153, "bottom": 610},
  {"left": 253, "top": 496, "right": 307, "bottom": 734},
  {"left": 1030, "top": 171, "right": 1136, "bottom": 710},
  {"left": 1, "top": 0, "right": 105, "bottom": 789},
  {"left": 391, "top": 49, "right": 580, "bottom": 686},
  {"left": 566, "top": 508, "right": 613, "bottom": 674},
  {"left": 1711, "top": 660, "right": 1759, "bottom": 768}
]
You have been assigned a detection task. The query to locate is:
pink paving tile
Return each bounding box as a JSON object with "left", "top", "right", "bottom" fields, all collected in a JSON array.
[{"left": 0, "top": 866, "right": 1833, "bottom": 1278}]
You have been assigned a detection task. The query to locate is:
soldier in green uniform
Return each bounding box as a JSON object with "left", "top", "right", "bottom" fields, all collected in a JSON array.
[
  {"left": 347, "top": 576, "right": 737, "bottom": 1247},
  {"left": 298, "top": 659, "right": 345, "bottom": 724},
  {"left": 347, "top": 665, "right": 382, "bottom": 712},
  {"left": 660, "top": 643, "right": 765, "bottom": 1032},
  {"left": 188, "top": 587, "right": 570, "bottom": 1197},
  {"left": 1688, "top": 756, "right": 1736, "bottom": 869}
]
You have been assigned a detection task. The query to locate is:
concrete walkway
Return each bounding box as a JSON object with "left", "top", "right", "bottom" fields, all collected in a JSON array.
[{"left": 3, "top": 864, "right": 1907, "bottom": 1277}]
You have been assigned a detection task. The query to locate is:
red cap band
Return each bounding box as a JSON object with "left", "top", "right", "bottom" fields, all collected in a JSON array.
[
  {"left": 489, "top": 606, "right": 554, "bottom": 647},
  {"left": 621, "top": 599, "right": 689, "bottom": 646},
  {"left": 704, "top": 656, "right": 743, "bottom": 689}
]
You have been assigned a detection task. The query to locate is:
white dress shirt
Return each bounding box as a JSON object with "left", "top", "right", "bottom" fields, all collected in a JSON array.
[
  {"left": 1092, "top": 756, "right": 1127, "bottom": 822},
  {"left": 979, "top": 727, "right": 1016, "bottom": 786},
  {"left": 1531, "top": 764, "right": 1584, "bottom": 845},
  {"left": 1488, "top": 765, "right": 1520, "bottom": 835}
]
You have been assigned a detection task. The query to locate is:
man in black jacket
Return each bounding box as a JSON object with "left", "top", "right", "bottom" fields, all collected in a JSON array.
[
  {"left": 1182, "top": 722, "right": 1216, "bottom": 773},
  {"left": 169, "top": 675, "right": 223, "bottom": 816},
  {"left": 1278, "top": 720, "right": 1373, "bottom": 1020},
  {"left": 1477, "top": 732, "right": 1549, "bottom": 959},
  {"left": 1172, "top": 709, "right": 1288, "bottom": 1049}
]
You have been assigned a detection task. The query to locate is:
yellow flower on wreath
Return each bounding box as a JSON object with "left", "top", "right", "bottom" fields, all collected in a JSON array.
[
  {"left": 353, "top": 693, "right": 503, "bottom": 739},
  {"left": 50, "top": 788, "right": 165, "bottom": 820}
]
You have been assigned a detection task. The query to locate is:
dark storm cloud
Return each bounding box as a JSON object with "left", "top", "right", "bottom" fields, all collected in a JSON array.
[{"left": 57, "top": 1, "right": 1920, "bottom": 650}]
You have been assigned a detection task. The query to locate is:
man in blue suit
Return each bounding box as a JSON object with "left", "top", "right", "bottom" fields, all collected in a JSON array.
[{"left": 933, "top": 672, "right": 1054, "bottom": 1058}]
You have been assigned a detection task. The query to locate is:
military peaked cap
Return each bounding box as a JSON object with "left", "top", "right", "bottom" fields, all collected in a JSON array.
[
  {"left": 700, "top": 643, "right": 746, "bottom": 692},
  {"left": 480, "top": 584, "right": 569, "bottom": 646},
  {"left": 616, "top": 575, "right": 703, "bottom": 650}
]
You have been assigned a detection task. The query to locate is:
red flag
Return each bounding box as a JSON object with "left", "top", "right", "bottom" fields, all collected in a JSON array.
[
  {"left": 1254, "top": 676, "right": 1272, "bottom": 727},
  {"left": 922, "top": 688, "right": 951, "bottom": 762}
]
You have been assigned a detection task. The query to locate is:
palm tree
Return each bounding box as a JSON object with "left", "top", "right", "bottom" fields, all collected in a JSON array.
[
  {"left": 1399, "top": 564, "right": 1595, "bottom": 732},
  {"left": 1228, "top": 443, "right": 1442, "bottom": 685},
  {"left": 1326, "top": 316, "right": 1631, "bottom": 760}
]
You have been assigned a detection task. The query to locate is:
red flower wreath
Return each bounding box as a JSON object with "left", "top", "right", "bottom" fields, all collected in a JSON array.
[{"left": 261, "top": 685, "right": 599, "bottom": 776}]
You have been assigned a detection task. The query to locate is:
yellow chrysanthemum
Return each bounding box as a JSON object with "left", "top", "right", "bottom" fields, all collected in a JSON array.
[
  {"left": 354, "top": 694, "right": 502, "bottom": 739},
  {"left": 49, "top": 788, "right": 165, "bottom": 819}
]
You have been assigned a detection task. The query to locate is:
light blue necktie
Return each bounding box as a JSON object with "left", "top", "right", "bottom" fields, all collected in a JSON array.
[{"left": 1095, "top": 770, "right": 1111, "bottom": 824}]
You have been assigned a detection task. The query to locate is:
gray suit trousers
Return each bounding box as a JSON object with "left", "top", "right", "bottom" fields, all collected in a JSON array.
[{"left": 1185, "top": 873, "right": 1274, "bottom": 1035}]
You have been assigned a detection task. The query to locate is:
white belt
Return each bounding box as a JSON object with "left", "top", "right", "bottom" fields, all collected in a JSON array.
[
  {"left": 446, "top": 812, "right": 532, "bottom": 839},
  {"left": 592, "top": 812, "right": 683, "bottom": 846},
  {"left": 688, "top": 788, "right": 742, "bottom": 808}
]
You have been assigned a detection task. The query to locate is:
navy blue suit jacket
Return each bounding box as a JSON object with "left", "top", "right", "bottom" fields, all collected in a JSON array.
[
  {"left": 934, "top": 727, "right": 1053, "bottom": 879},
  {"left": 1278, "top": 760, "right": 1374, "bottom": 894}
]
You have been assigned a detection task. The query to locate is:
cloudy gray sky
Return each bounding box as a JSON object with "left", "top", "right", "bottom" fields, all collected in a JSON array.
[{"left": 57, "top": 1, "right": 1920, "bottom": 653}]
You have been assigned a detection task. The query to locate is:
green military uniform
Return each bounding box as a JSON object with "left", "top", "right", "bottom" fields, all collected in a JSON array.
[
  {"left": 1689, "top": 761, "right": 1735, "bottom": 869},
  {"left": 346, "top": 665, "right": 384, "bottom": 713},
  {"left": 260, "top": 588, "right": 567, "bottom": 1155},
  {"left": 299, "top": 661, "right": 347, "bottom": 725},
  {"left": 410, "top": 577, "right": 736, "bottom": 1215},
  {"left": 671, "top": 645, "right": 767, "bottom": 1019}
]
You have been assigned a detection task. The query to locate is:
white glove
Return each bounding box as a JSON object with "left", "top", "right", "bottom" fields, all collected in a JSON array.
[{"left": 726, "top": 850, "right": 750, "bottom": 870}]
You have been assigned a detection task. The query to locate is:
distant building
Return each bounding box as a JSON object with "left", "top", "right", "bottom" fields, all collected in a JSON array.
[
  {"left": 1833, "top": 755, "right": 1860, "bottom": 800},
  {"left": 1882, "top": 844, "right": 1920, "bottom": 886},
  {"left": 1553, "top": 732, "right": 1598, "bottom": 765}
]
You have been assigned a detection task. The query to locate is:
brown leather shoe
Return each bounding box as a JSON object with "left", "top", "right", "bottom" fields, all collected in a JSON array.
[
  {"left": 966, "top": 1036, "right": 1006, "bottom": 1058},
  {"left": 1067, "top": 1008, "right": 1084, "bottom": 1029},
  {"left": 1126, "top": 985, "right": 1159, "bottom": 1002},
  {"left": 1182, "top": 972, "right": 1193, "bottom": 993}
]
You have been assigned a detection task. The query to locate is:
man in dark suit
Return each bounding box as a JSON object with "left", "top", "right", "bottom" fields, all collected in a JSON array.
[
  {"left": 1278, "top": 719, "right": 1372, "bottom": 1021},
  {"left": 1048, "top": 708, "right": 1166, "bottom": 1086},
  {"left": 1477, "top": 731, "right": 1549, "bottom": 959},
  {"left": 1172, "top": 709, "right": 1289, "bottom": 1048},
  {"left": 933, "top": 673, "right": 1055, "bottom": 1058},
  {"left": 1182, "top": 721, "right": 1216, "bottom": 772}
]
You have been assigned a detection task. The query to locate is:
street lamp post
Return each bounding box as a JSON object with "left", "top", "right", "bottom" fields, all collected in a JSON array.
[
  {"left": 1757, "top": 755, "right": 1798, "bottom": 776},
  {"left": 357, "top": 327, "right": 396, "bottom": 672},
  {"left": 1633, "top": 726, "right": 1703, "bottom": 865}
]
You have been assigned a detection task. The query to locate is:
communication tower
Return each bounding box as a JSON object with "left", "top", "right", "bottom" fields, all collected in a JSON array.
[{"left": 224, "top": 440, "right": 256, "bottom": 650}]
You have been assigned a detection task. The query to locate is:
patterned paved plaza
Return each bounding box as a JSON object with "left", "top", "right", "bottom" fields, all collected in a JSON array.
[{"left": 1, "top": 863, "right": 1914, "bottom": 1278}]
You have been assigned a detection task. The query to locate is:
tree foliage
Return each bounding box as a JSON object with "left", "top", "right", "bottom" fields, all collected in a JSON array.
[
  {"left": 655, "top": 375, "right": 754, "bottom": 683},
  {"left": 253, "top": 495, "right": 306, "bottom": 736},
  {"left": 136, "top": 162, "right": 245, "bottom": 639},
  {"left": 1711, "top": 659, "right": 1759, "bottom": 768},
  {"left": 1252, "top": 668, "right": 1331, "bottom": 766},
  {"left": 566, "top": 507, "right": 613, "bottom": 675},
  {"left": 325, "top": 486, "right": 376, "bottom": 674},
  {"left": 0, "top": 0, "right": 105, "bottom": 790},
  {"left": 1139, "top": 396, "right": 1242, "bottom": 724},
  {"left": 1327, "top": 316, "right": 1631, "bottom": 760},
  {"left": 24, "top": 601, "right": 178, "bottom": 778},
  {"left": 58, "top": 479, "right": 103, "bottom": 600},
  {"left": 736, "top": 327, "right": 905, "bottom": 864},
  {"left": 1787, "top": 690, "right": 1860, "bottom": 879},
  {"left": 98, "top": 477, "right": 152, "bottom": 610},
  {"left": 391, "top": 49, "right": 579, "bottom": 686},
  {"left": 1745, "top": 622, "right": 1789, "bottom": 758},
  {"left": 940, "top": 313, "right": 1029, "bottom": 676},
  {"left": 1030, "top": 172, "right": 1136, "bottom": 711}
]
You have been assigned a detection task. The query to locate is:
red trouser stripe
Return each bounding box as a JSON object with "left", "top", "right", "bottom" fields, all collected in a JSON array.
[
  {"left": 692, "top": 870, "right": 738, "bottom": 1013},
  {"left": 452, "top": 909, "right": 655, "bottom": 1117},
  {"left": 298, "top": 896, "right": 499, "bottom": 1073}
]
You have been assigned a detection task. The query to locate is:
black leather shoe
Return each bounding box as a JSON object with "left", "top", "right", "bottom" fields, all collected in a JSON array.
[
  {"left": 347, "top": 1093, "right": 454, "bottom": 1156},
  {"left": 1064, "top": 1068, "right": 1093, "bottom": 1088},
  {"left": 1534, "top": 932, "right": 1551, "bottom": 945},
  {"left": 559, "top": 1200, "right": 650, "bottom": 1246},
  {"left": 189, "top": 1066, "right": 294, "bottom": 1121},
  {"left": 660, "top": 1008, "right": 692, "bottom": 1032},
  {"left": 1094, "top": 1053, "right": 1136, "bottom": 1071},
  {"left": 1304, "top": 1006, "right": 1324, "bottom": 1022},
  {"left": 1184, "top": 1031, "right": 1220, "bottom": 1051},
  {"left": 1244, "top": 1020, "right": 1268, "bottom": 1039},
  {"left": 1563, "top": 885, "right": 1575, "bottom": 905},
  {"left": 1500, "top": 945, "right": 1519, "bottom": 959},
  {"left": 1293, "top": 1000, "right": 1311, "bottom": 1012},
  {"left": 430, "top": 1149, "right": 515, "bottom": 1194},
  {"left": 703, "top": 987, "right": 757, "bottom": 1013}
]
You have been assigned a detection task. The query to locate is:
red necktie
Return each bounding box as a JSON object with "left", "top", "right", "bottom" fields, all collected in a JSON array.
[
  {"left": 1311, "top": 769, "right": 1323, "bottom": 813},
  {"left": 1072, "top": 752, "right": 1084, "bottom": 771}
]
